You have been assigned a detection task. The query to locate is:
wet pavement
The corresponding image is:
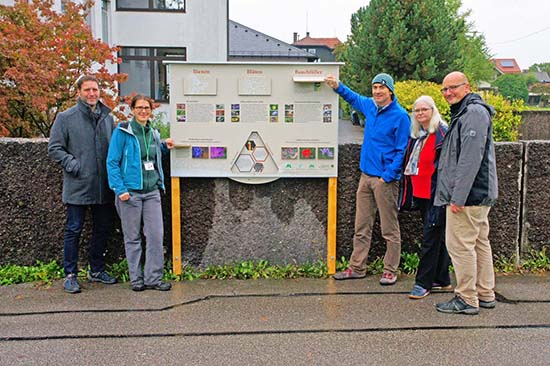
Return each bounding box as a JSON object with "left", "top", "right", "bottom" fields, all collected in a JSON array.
[{"left": 0, "top": 273, "right": 549, "bottom": 365}]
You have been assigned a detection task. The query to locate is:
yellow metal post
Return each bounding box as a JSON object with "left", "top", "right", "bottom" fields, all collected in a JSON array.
[
  {"left": 327, "top": 177, "right": 337, "bottom": 274},
  {"left": 171, "top": 177, "right": 182, "bottom": 275}
]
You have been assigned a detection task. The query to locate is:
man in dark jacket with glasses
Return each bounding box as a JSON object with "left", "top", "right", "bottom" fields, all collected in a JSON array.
[{"left": 434, "top": 71, "right": 498, "bottom": 315}]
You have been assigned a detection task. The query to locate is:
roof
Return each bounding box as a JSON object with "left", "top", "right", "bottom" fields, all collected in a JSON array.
[
  {"left": 228, "top": 20, "right": 317, "bottom": 60},
  {"left": 532, "top": 71, "right": 550, "bottom": 83},
  {"left": 293, "top": 36, "right": 342, "bottom": 50},
  {"left": 492, "top": 58, "right": 522, "bottom": 74}
]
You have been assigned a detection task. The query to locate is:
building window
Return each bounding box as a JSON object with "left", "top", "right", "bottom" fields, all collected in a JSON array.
[
  {"left": 307, "top": 48, "right": 317, "bottom": 54},
  {"left": 116, "top": 0, "right": 186, "bottom": 11},
  {"left": 119, "top": 47, "right": 186, "bottom": 102}
]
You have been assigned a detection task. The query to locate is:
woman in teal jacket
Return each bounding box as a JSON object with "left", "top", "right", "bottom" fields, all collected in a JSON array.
[{"left": 107, "top": 94, "right": 174, "bottom": 292}]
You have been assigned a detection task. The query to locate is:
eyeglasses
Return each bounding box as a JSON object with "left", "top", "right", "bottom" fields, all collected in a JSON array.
[
  {"left": 440, "top": 83, "right": 466, "bottom": 93},
  {"left": 134, "top": 106, "right": 151, "bottom": 111},
  {"left": 413, "top": 107, "right": 432, "bottom": 114}
]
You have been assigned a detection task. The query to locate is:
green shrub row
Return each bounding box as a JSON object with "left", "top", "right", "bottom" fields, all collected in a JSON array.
[
  {"left": 394, "top": 80, "right": 524, "bottom": 142},
  {"left": 1, "top": 247, "right": 548, "bottom": 286}
]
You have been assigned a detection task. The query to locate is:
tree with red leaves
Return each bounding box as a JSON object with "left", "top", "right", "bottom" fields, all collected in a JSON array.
[{"left": 0, "top": 0, "right": 127, "bottom": 137}]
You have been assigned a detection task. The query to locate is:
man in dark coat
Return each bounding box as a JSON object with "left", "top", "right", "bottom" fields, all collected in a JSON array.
[
  {"left": 48, "top": 75, "right": 117, "bottom": 293},
  {"left": 434, "top": 71, "right": 498, "bottom": 315}
]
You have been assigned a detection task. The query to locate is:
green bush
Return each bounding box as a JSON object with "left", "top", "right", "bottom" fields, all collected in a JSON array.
[
  {"left": 150, "top": 111, "right": 170, "bottom": 139},
  {"left": 394, "top": 80, "right": 524, "bottom": 141},
  {"left": 482, "top": 92, "right": 524, "bottom": 142},
  {"left": 394, "top": 80, "right": 450, "bottom": 121}
]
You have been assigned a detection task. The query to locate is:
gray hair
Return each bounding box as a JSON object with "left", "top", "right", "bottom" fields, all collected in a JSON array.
[{"left": 410, "top": 95, "right": 446, "bottom": 138}]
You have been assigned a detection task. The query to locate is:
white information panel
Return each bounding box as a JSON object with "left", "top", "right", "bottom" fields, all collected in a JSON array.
[{"left": 167, "top": 62, "right": 342, "bottom": 180}]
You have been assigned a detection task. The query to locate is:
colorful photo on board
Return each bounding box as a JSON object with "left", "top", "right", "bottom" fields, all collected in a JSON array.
[
  {"left": 284, "top": 104, "right": 294, "bottom": 123},
  {"left": 318, "top": 147, "right": 335, "bottom": 159},
  {"left": 192, "top": 146, "right": 209, "bottom": 159},
  {"left": 300, "top": 147, "right": 316, "bottom": 159},
  {"left": 215, "top": 105, "right": 225, "bottom": 123},
  {"left": 281, "top": 147, "right": 299, "bottom": 160},
  {"left": 210, "top": 146, "right": 227, "bottom": 159},
  {"left": 176, "top": 103, "right": 186, "bottom": 122},
  {"left": 269, "top": 104, "right": 279, "bottom": 122},
  {"left": 231, "top": 106, "right": 240, "bottom": 122},
  {"left": 323, "top": 104, "right": 332, "bottom": 123}
]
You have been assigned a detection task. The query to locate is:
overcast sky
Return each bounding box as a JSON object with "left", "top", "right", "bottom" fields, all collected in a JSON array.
[{"left": 229, "top": 0, "right": 550, "bottom": 70}]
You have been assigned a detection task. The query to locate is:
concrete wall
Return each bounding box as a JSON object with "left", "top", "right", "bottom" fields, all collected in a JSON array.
[
  {"left": 522, "top": 141, "right": 550, "bottom": 253},
  {"left": 0, "top": 139, "right": 546, "bottom": 268}
]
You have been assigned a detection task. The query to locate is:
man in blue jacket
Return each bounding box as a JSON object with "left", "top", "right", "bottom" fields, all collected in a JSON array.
[
  {"left": 48, "top": 75, "right": 117, "bottom": 293},
  {"left": 326, "top": 73, "right": 410, "bottom": 285}
]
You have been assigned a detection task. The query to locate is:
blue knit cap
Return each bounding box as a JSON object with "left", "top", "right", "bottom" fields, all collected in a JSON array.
[{"left": 372, "top": 73, "right": 395, "bottom": 94}]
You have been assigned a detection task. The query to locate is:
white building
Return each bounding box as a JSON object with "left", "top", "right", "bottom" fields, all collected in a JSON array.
[
  {"left": 2, "top": 1, "right": 314, "bottom": 112},
  {"left": 0, "top": 0, "right": 227, "bottom": 104},
  {"left": 85, "top": 0, "right": 228, "bottom": 103}
]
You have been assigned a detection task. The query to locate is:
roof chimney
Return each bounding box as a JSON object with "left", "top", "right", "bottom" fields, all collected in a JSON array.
[
  {"left": 293, "top": 32, "right": 298, "bottom": 43},
  {"left": 306, "top": 31, "right": 310, "bottom": 37}
]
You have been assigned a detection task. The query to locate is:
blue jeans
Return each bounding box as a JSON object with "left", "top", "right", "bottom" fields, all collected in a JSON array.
[{"left": 63, "top": 204, "right": 113, "bottom": 275}]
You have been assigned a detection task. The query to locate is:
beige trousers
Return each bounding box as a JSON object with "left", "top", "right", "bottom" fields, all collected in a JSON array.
[
  {"left": 446, "top": 205, "right": 495, "bottom": 307},
  {"left": 350, "top": 174, "right": 401, "bottom": 275}
]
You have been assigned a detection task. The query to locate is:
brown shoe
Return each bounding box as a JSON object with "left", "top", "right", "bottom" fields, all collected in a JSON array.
[
  {"left": 332, "top": 268, "right": 366, "bottom": 280},
  {"left": 431, "top": 283, "right": 453, "bottom": 291}
]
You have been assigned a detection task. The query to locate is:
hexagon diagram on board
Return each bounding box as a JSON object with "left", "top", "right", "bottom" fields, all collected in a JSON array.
[{"left": 231, "top": 131, "right": 278, "bottom": 175}]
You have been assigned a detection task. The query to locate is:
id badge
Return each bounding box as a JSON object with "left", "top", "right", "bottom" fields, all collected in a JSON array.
[{"left": 143, "top": 161, "right": 155, "bottom": 171}]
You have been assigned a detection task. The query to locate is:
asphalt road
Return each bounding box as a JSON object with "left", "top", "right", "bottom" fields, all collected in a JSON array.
[{"left": 1, "top": 274, "right": 549, "bottom": 365}]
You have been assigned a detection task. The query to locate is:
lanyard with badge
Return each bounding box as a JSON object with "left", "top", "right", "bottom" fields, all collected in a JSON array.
[{"left": 141, "top": 124, "right": 155, "bottom": 171}]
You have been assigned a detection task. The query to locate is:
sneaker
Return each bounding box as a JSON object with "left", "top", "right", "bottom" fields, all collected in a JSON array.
[
  {"left": 432, "top": 283, "right": 453, "bottom": 291},
  {"left": 87, "top": 271, "right": 117, "bottom": 284},
  {"left": 379, "top": 271, "right": 397, "bottom": 286},
  {"left": 145, "top": 281, "right": 172, "bottom": 291},
  {"left": 131, "top": 283, "right": 146, "bottom": 292},
  {"left": 63, "top": 274, "right": 81, "bottom": 294},
  {"left": 479, "top": 299, "right": 497, "bottom": 309},
  {"left": 332, "top": 268, "right": 366, "bottom": 280},
  {"left": 436, "top": 296, "right": 479, "bottom": 315},
  {"left": 409, "top": 284, "right": 430, "bottom": 299}
]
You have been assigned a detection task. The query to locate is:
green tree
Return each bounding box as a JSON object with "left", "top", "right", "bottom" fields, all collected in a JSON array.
[
  {"left": 483, "top": 92, "right": 524, "bottom": 141},
  {"left": 528, "top": 62, "right": 550, "bottom": 74},
  {"left": 493, "top": 74, "right": 529, "bottom": 102},
  {"left": 338, "top": 0, "right": 492, "bottom": 95},
  {"left": 0, "top": 0, "right": 127, "bottom": 137},
  {"left": 529, "top": 83, "right": 550, "bottom": 107}
]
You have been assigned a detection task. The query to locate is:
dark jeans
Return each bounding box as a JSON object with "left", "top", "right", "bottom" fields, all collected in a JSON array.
[
  {"left": 63, "top": 203, "right": 113, "bottom": 275},
  {"left": 415, "top": 198, "right": 451, "bottom": 290}
]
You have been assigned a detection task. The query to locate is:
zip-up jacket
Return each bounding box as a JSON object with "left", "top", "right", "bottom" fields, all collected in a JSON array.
[
  {"left": 48, "top": 98, "right": 114, "bottom": 205},
  {"left": 434, "top": 93, "right": 498, "bottom": 207},
  {"left": 335, "top": 83, "right": 410, "bottom": 182},
  {"left": 399, "top": 123, "right": 447, "bottom": 226},
  {"left": 106, "top": 120, "right": 168, "bottom": 197}
]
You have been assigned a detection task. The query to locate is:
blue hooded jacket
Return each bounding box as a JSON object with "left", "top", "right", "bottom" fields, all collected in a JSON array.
[
  {"left": 335, "top": 83, "right": 410, "bottom": 182},
  {"left": 106, "top": 120, "right": 168, "bottom": 197}
]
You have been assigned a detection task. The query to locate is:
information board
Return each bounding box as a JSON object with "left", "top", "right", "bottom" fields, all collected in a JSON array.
[{"left": 167, "top": 62, "right": 342, "bottom": 180}]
